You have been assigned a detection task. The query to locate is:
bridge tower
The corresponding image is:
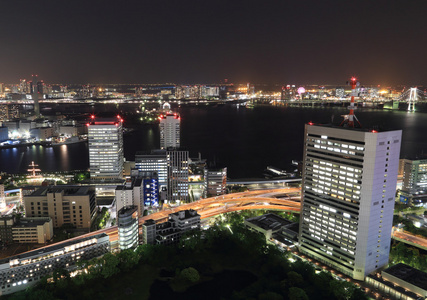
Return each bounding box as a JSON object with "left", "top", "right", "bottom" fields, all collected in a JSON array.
[{"left": 407, "top": 87, "right": 417, "bottom": 112}]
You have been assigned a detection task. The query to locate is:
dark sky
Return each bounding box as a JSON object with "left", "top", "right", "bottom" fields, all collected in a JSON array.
[{"left": 0, "top": 0, "right": 426, "bottom": 85}]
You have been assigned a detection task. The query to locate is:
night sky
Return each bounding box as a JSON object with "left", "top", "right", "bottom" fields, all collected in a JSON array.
[{"left": 1, "top": 0, "right": 426, "bottom": 85}]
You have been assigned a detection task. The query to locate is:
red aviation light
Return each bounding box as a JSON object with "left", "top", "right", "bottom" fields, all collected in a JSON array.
[
  {"left": 120, "top": 119, "right": 124, "bottom": 123},
  {"left": 91, "top": 115, "right": 95, "bottom": 119},
  {"left": 371, "top": 130, "right": 378, "bottom": 133},
  {"left": 351, "top": 77, "right": 357, "bottom": 82},
  {"left": 117, "top": 115, "right": 121, "bottom": 119},
  {"left": 86, "top": 123, "right": 90, "bottom": 127},
  {"left": 308, "top": 122, "right": 314, "bottom": 125}
]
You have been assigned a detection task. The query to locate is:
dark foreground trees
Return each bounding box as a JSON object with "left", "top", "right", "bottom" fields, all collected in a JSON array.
[{"left": 6, "top": 223, "right": 367, "bottom": 300}]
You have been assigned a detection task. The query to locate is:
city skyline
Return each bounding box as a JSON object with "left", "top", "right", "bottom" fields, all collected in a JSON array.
[{"left": 0, "top": 0, "right": 426, "bottom": 85}]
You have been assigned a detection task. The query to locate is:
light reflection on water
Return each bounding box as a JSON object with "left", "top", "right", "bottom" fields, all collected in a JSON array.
[{"left": 0, "top": 105, "right": 427, "bottom": 177}]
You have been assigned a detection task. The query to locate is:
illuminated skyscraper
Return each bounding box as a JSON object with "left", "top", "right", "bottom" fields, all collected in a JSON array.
[
  {"left": 88, "top": 116, "right": 124, "bottom": 180},
  {"left": 298, "top": 124, "right": 401, "bottom": 280},
  {"left": 159, "top": 113, "right": 180, "bottom": 150},
  {"left": 167, "top": 149, "right": 189, "bottom": 202}
]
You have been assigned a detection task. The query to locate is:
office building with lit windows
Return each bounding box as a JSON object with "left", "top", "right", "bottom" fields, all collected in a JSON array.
[
  {"left": 400, "top": 159, "right": 427, "bottom": 202},
  {"left": 167, "top": 149, "right": 189, "bottom": 202},
  {"left": 88, "top": 117, "right": 124, "bottom": 180},
  {"left": 204, "top": 167, "right": 227, "bottom": 197},
  {"left": 298, "top": 124, "right": 401, "bottom": 280},
  {"left": 159, "top": 113, "right": 180, "bottom": 150},
  {"left": 117, "top": 205, "right": 139, "bottom": 250},
  {"left": 135, "top": 150, "right": 168, "bottom": 188}
]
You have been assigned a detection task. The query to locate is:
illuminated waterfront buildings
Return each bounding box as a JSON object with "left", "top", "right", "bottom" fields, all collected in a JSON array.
[
  {"left": 88, "top": 117, "right": 124, "bottom": 180},
  {"left": 298, "top": 124, "right": 402, "bottom": 280}
]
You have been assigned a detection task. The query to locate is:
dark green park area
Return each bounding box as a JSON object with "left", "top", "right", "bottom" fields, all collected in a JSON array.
[{"left": 7, "top": 220, "right": 367, "bottom": 300}]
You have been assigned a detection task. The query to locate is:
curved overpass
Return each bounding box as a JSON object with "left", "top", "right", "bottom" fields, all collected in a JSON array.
[{"left": 20, "top": 188, "right": 302, "bottom": 252}]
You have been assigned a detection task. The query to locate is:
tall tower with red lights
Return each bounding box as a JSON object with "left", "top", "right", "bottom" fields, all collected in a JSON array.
[
  {"left": 88, "top": 115, "right": 124, "bottom": 180},
  {"left": 340, "top": 77, "right": 361, "bottom": 128}
]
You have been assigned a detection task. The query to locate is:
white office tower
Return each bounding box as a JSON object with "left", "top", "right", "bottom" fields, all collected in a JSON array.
[
  {"left": 88, "top": 117, "right": 124, "bottom": 180},
  {"left": 298, "top": 124, "right": 402, "bottom": 280},
  {"left": 159, "top": 113, "right": 180, "bottom": 150},
  {"left": 167, "top": 150, "right": 189, "bottom": 202}
]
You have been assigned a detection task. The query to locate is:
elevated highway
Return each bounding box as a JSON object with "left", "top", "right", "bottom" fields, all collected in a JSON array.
[{"left": 13, "top": 188, "right": 302, "bottom": 254}]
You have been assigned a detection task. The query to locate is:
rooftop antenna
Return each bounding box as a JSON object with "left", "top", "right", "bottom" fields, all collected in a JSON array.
[{"left": 340, "top": 76, "right": 362, "bottom": 127}]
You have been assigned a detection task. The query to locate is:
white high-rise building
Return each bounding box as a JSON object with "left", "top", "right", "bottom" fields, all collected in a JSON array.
[
  {"left": 159, "top": 113, "right": 180, "bottom": 150},
  {"left": 88, "top": 117, "right": 124, "bottom": 180},
  {"left": 298, "top": 124, "right": 401, "bottom": 280}
]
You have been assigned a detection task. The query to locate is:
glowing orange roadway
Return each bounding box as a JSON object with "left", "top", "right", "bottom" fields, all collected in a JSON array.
[
  {"left": 392, "top": 230, "right": 427, "bottom": 250},
  {"left": 17, "top": 188, "right": 301, "bottom": 255}
]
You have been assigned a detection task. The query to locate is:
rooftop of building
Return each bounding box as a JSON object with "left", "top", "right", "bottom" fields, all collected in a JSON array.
[
  {"left": 245, "top": 213, "right": 294, "bottom": 232},
  {"left": 0, "top": 233, "right": 108, "bottom": 265},
  {"left": 13, "top": 217, "right": 51, "bottom": 228},
  {"left": 169, "top": 209, "right": 200, "bottom": 220},
  {"left": 306, "top": 122, "right": 402, "bottom": 134},
  {"left": 115, "top": 177, "right": 143, "bottom": 191},
  {"left": 88, "top": 116, "right": 123, "bottom": 126},
  {"left": 118, "top": 205, "right": 138, "bottom": 217},
  {"left": 135, "top": 149, "right": 167, "bottom": 157},
  {"left": 382, "top": 263, "right": 427, "bottom": 291},
  {"left": 159, "top": 113, "right": 180, "bottom": 119},
  {"left": 28, "top": 186, "right": 94, "bottom": 197}
]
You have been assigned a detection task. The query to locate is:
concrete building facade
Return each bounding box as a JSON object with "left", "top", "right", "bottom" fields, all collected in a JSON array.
[
  {"left": 204, "top": 167, "right": 227, "bottom": 197},
  {"left": 298, "top": 124, "right": 401, "bottom": 280},
  {"left": 10, "top": 217, "right": 53, "bottom": 244},
  {"left": 23, "top": 186, "right": 97, "bottom": 230},
  {"left": 142, "top": 209, "right": 200, "bottom": 245}
]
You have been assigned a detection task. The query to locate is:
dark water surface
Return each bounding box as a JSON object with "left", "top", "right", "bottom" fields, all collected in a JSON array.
[{"left": 1, "top": 104, "right": 427, "bottom": 178}]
